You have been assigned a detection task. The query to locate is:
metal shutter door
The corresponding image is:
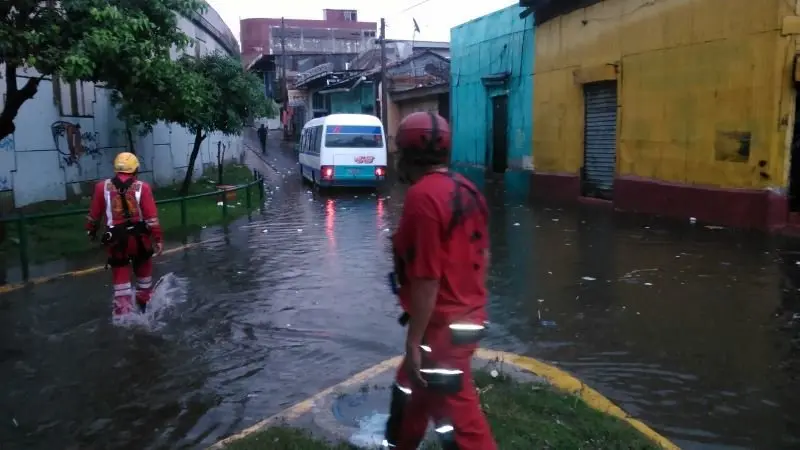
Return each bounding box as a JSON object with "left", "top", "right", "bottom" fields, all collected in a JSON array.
[{"left": 583, "top": 82, "right": 618, "bottom": 196}]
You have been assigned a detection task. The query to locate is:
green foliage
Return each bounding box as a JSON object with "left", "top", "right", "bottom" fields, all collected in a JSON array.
[
  {"left": 169, "top": 52, "right": 274, "bottom": 194},
  {"left": 0, "top": 0, "right": 204, "bottom": 140},
  {"left": 172, "top": 52, "right": 272, "bottom": 137}
]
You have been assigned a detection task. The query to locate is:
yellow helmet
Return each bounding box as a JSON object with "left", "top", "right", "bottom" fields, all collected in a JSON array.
[{"left": 113, "top": 152, "right": 140, "bottom": 174}]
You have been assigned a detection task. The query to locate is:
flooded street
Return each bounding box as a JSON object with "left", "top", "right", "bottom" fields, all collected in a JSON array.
[{"left": 1, "top": 143, "right": 800, "bottom": 450}]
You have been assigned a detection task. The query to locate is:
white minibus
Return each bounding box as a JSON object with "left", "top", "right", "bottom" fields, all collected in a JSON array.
[{"left": 298, "top": 113, "right": 387, "bottom": 188}]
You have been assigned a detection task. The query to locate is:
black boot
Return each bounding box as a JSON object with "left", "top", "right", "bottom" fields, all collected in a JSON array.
[{"left": 383, "top": 383, "right": 411, "bottom": 447}]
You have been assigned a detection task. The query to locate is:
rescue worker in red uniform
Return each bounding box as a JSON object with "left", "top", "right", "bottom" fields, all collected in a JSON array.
[
  {"left": 86, "top": 152, "right": 163, "bottom": 316},
  {"left": 383, "top": 112, "right": 497, "bottom": 450}
]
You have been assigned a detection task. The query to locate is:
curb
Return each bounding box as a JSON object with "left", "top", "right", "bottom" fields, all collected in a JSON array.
[
  {"left": 208, "top": 348, "right": 680, "bottom": 450},
  {"left": 243, "top": 142, "right": 284, "bottom": 175}
]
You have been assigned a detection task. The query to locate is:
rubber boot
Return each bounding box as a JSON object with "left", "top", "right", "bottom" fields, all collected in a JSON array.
[{"left": 383, "top": 383, "right": 412, "bottom": 447}]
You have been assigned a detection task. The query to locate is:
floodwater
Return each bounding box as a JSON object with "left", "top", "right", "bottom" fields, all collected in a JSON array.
[{"left": 1, "top": 141, "right": 799, "bottom": 450}]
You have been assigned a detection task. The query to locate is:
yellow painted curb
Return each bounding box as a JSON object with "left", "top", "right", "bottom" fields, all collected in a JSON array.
[
  {"left": 475, "top": 349, "right": 680, "bottom": 450},
  {"left": 0, "top": 241, "right": 204, "bottom": 296},
  {"left": 208, "top": 356, "right": 403, "bottom": 449},
  {"left": 210, "top": 349, "right": 680, "bottom": 449}
]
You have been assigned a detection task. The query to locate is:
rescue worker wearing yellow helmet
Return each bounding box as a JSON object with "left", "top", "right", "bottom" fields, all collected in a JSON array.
[{"left": 86, "top": 152, "right": 164, "bottom": 316}]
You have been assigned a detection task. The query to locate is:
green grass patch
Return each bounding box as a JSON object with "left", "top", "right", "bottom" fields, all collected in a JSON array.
[
  {"left": 223, "top": 369, "right": 663, "bottom": 450},
  {"left": 0, "top": 163, "right": 261, "bottom": 264}
]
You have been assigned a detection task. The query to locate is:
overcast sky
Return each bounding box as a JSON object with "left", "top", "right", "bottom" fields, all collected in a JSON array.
[{"left": 206, "top": 0, "right": 519, "bottom": 43}]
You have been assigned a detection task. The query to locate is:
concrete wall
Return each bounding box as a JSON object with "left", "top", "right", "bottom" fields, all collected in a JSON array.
[
  {"left": 450, "top": 5, "right": 534, "bottom": 169},
  {"left": 0, "top": 4, "right": 242, "bottom": 210},
  {"left": 532, "top": 0, "right": 794, "bottom": 190}
]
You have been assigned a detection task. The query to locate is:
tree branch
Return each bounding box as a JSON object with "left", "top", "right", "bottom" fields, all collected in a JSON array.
[{"left": 0, "top": 70, "right": 44, "bottom": 141}]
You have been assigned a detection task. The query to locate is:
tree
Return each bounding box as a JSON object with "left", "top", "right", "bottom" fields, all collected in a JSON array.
[
  {"left": 0, "top": 0, "right": 203, "bottom": 141},
  {"left": 110, "top": 57, "right": 207, "bottom": 153},
  {"left": 170, "top": 53, "right": 274, "bottom": 195}
]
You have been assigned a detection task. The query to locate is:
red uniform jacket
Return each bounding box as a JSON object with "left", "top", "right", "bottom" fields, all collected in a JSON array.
[
  {"left": 85, "top": 174, "right": 163, "bottom": 242},
  {"left": 392, "top": 171, "right": 489, "bottom": 327}
]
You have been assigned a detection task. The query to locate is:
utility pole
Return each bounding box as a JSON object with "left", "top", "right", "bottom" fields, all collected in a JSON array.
[
  {"left": 280, "top": 17, "right": 288, "bottom": 139},
  {"left": 379, "top": 18, "right": 388, "bottom": 134}
]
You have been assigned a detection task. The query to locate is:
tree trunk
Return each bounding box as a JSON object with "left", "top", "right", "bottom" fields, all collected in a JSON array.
[
  {"left": 0, "top": 66, "right": 42, "bottom": 141},
  {"left": 216, "top": 141, "right": 223, "bottom": 185},
  {"left": 126, "top": 128, "right": 136, "bottom": 154},
  {"left": 180, "top": 129, "right": 205, "bottom": 196}
]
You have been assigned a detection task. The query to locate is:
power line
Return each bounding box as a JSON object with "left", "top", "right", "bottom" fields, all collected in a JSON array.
[{"left": 397, "top": 0, "right": 435, "bottom": 15}]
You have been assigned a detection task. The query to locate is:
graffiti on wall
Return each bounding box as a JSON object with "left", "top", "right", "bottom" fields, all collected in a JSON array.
[
  {"left": 51, "top": 121, "right": 100, "bottom": 166},
  {"left": 0, "top": 135, "right": 13, "bottom": 152}
]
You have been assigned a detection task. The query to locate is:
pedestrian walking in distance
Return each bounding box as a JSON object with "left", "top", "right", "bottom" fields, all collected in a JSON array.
[{"left": 257, "top": 123, "right": 268, "bottom": 154}]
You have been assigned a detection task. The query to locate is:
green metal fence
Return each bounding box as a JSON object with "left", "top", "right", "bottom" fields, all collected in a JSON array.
[{"left": 0, "top": 171, "right": 265, "bottom": 282}]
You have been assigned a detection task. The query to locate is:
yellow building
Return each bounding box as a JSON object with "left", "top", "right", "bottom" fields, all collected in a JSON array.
[{"left": 525, "top": 0, "right": 800, "bottom": 230}]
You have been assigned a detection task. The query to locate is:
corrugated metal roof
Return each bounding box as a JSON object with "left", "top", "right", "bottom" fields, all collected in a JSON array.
[{"left": 520, "top": 0, "right": 605, "bottom": 24}]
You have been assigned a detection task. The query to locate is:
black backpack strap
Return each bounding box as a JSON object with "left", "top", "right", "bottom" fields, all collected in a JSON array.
[
  {"left": 427, "top": 171, "right": 488, "bottom": 240},
  {"left": 111, "top": 176, "right": 135, "bottom": 221}
]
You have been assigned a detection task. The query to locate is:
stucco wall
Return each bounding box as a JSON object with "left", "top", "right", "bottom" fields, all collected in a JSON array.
[
  {"left": 450, "top": 5, "right": 534, "bottom": 169},
  {"left": 0, "top": 3, "right": 242, "bottom": 210},
  {"left": 532, "top": 0, "right": 795, "bottom": 190},
  {"left": 329, "top": 84, "right": 375, "bottom": 115}
]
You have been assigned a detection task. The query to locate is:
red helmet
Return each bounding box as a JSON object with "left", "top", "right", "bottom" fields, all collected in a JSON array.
[{"left": 395, "top": 112, "right": 451, "bottom": 164}]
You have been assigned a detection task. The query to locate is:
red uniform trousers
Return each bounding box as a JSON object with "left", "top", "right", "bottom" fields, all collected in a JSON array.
[
  {"left": 393, "top": 323, "right": 496, "bottom": 450},
  {"left": 108, "top": 234, "right": 154, "bottom": 315}
]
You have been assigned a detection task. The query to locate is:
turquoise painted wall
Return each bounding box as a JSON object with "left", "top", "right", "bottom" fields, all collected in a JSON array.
[
  {"left": 450, "top": 6, "right": 534, "bottom": 170},
  {"left": 329, "top": 84, "right": 375, "bottom": 115}
]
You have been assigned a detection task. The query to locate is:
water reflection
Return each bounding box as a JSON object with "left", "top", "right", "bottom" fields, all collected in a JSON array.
[
  {"left": 376, "top": 196, "right": 386, "bottom": 230},
  {"left": 326, "top": 198, "right": 336, "bottom": 251}
]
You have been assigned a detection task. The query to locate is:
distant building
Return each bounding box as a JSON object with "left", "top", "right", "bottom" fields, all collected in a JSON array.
[
  {"left": 242, "top": 9, "right": 377, "bottom": 135},
  {"left": 240, "top": 9, "right": 377, "bottom": 68},
  {"left": 291, "top": 41, "right": 450, "bottom": 129}
]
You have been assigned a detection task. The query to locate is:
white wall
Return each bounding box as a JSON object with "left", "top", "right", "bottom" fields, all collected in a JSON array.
[{"left": 0, "top": 4, "right": 243, "bottom": 208}]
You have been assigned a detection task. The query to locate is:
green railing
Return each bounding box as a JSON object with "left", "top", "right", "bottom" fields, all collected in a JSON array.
[{"left": 0, "top": 171, "right": 265, "bottom": 282}]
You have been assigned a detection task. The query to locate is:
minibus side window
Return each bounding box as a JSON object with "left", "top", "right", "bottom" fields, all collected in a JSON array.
[
  {"left": 300, "top": 129, "right": 307, "bottom": 153},
  {"left": 314, "top": 125, "right": 323, "bottom": 155}
]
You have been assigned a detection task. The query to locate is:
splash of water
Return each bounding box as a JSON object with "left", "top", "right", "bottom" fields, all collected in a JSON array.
[
  {"left": 348, "top": 412, "right": 389, "bottom": 448},
  {"left": 112, "top": 272, "right": 189, "bottom": 330}
]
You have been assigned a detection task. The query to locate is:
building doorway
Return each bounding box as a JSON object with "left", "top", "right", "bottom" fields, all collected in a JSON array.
[
  {"left": 582, "top": 81, "right": 618, "bottom": 199},
  {"left": 790, "top": 90, "right": 800, "bottom": 212},
  {"left": 490, "top": 94, "right": 509, "bottom": 173}
]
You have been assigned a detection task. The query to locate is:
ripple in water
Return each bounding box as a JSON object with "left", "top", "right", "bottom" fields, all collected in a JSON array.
[{"left": 111, "top": 272, "right": 189, "bottom": 330}]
